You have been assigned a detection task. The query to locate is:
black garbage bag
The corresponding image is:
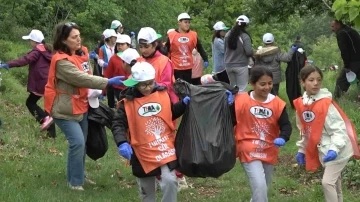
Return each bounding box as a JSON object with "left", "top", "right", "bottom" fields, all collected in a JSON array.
[
  {"left": 86, "top": 102, "right": 114, "bottom": 160},
  {"left": 174, "top": 79, "right": 237, "bottom": 178}
]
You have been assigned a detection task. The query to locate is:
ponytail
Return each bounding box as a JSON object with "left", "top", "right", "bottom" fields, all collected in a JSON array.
[{"left": 129, "top": 59, "right": 137, "bottom": 67}]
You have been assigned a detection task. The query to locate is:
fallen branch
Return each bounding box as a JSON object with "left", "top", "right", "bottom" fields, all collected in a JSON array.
[{"left": 322, "top": 0, "right": 332, "bottom": 10}]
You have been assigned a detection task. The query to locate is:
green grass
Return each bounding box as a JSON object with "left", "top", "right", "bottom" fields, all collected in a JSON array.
[{"left": 1, "top": 66, "right": 360, "bottom": 201}]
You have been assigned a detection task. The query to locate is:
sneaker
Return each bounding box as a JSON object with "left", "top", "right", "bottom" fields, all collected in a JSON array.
[
  {"left": 85, "top": 177, "right": 96, "bottom": 185},
  {"left": 177, "top": 176, "right": 189, "bottom": 192},
  {"left": 40, "top": 116, "right": 53, "bottom": 131},
  {"left": 70, "top": 185, "right": 84, "bottom": 191}
]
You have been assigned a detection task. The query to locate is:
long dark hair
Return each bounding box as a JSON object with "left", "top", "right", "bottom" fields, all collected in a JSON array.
[
  {"left": 53, "top": 22, "right": 81, "bottom": 55},
  {"left": 212, "top": 30, "right": 222, "bottom": 42},
  {"left": 41, "top": 39, "right": 53, "bottom": 52},
  {"left": 227, "top": 23, "right": 251, "bottom": 50},
  {"left": 249, "top": 66, "right": 273, "bottom": 84}
]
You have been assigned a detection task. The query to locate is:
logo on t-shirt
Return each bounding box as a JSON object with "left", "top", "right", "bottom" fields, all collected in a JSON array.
[
  {"left": 250, "top": 106, "right": 273, "bottom": 118},
  {"left": 178, "top": 37, "right": 190, "bottom": 43},
  {"left": 138, "top": 103, "right": 162, "bottom": 117},
  {"left": 81, "top": 62, "right": 90, "bottom": 72},
  {"left": 302, "top": 110, "right": 315, "bottom": 122}
]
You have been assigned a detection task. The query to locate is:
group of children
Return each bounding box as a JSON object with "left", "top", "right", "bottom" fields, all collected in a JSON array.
[{"left": 0, "top": 12, "right": 358, "bottom": 202}]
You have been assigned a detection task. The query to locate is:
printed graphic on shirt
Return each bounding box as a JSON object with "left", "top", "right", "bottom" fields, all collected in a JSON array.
[
  {"left": 81, "top": 62, "right": 90, "bottom": 72},
  {"left": 301, "top": 125, "right": 312, "bottom": 137},
  {"left": 138, "top": 103, "right": 162, "bottom": 117},
  {"left": 302, "top": 110, "right": 315, "bottom": 122},
  {"left": 250, "top": 106, "right": 273, "bottom": 119},
  {"left": 252, "top": 121, "right": 270, "bottom": 141},
  {"left": 178, "top": 44, "right": 191, "bottom": 67},
  {"left": 178, "top": 37, "right": 190, "bottom": 43},
  {"left": 145, "top": 117, "right": 165, "bottom": 139}
]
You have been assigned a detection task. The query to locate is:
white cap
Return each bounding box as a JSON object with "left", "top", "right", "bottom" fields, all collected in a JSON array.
[
  {"left": 110, "top": 20, "right": 122, "bottom": 29},
  {"left": 22, "top": 29, "right": 44, "bottom": 43},
  {"left": 167, "top": 29, "right": 175, "bottom": 34},
  {"left": 236, "top": 15, "right": 250, "bottom": 25},
  {"left": 103, "top": 29, "right": 117, "bottom": 39},
  {"left": 116, "top": 34, "right": 131, "bottom": 44},
  {"left": 213, "top": 21, "right": 230, "bottom": 31},
  {"left": 123, "top": 62, "right": 156, "bottom": 86},
  {"left": 263, "top": 33, "right": 274, "bottom": 44},
  {"left": 138, "top": 27, "right": 158, "bottom": 44},
  {"left": 119, "top": 48, "right": 140, "bottom": 64},
  {"left": 88, "top": 89, "right": 102, "bottom": 108},
  {"left": 178, "top": 13, "right": 191, "bottom": 21}
]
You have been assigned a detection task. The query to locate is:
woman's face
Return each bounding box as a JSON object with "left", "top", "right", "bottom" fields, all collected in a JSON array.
[
  {"left": 136, "top": 79, "right": 155, "bottom": 96},
  {"left": 139, "top": 43, "right": 156, "bottom": 57},
  {"left": 63, "top": 28, "right": 81, "bottom": 52},
  {"left": 301, "top": 71, "right": 322, "bottom": 95},
  {"left": 117, "top": 43, "right": 129, "bottom": 52},
  {"left": 251, "top": 75, "right": 273, "bottom": 99}
]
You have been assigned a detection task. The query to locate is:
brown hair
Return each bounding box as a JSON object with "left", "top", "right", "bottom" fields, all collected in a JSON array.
[
  {"left": 299, "top": 64, "right": 323, "bottom": 82},
  {"left": 53, "top": 22, "right": 81, "bottom": 55},
  {"left": 249, "top": 66, "right": 273, "bottom": 84}
]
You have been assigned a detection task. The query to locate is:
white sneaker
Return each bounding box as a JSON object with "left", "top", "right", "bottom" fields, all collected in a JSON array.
[
  {"left": 68, "top": 183, "right": 84, "bottom": 191},
  {"left": 177, "top": 177, "right": 189, "bottom": 192}
]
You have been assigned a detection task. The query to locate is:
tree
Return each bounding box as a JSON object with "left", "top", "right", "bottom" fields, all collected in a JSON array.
[{"left": 332, "top": 0, "right": 360, "bottom": 27}]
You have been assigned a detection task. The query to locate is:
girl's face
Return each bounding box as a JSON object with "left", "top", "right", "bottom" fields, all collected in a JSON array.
[
  {"left": 220, "top": 30, "right": 227, "bottom": 37},
  {"left": 122, "top": 61, "right": 131, "bottom": 73},
  {"left": 136, "top": 79, "right": 155, "bottom": 96},
  {"left": 117, "top": 43, "right": 129, "bottom": 52},
  {"left": 251, "top": 75, "right": 273, "bottom": 99},
  {"left": 109, "top": 36, "right": 117, "bottom": 45},
  {"left": 139, "top": 43, "right": 156, "bottom": 57},
  {"left": 301, "top": 71, "right": 322, "bottom": 95},
  {"left": 29, "top": 40, "right": 37, "bottom": 48},
  {"left": 117, "top": 26, "right": 124, "bottom": 34}
]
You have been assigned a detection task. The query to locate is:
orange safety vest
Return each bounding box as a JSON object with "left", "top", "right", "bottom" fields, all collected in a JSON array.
[
  {"left": 234, "top": 93, "right": 286, "bottom": 165},
  {"left": 124, "top": 90, "right": 177, "bottom": 174},
  {"left": 44, "top": 47, "right": 91, "bottom": 115},
  {"left": 167, "top": 30, "right": 197, "bottom": 70},
  {"left": 137, "top": 55, "right": 175, "bottom": 83},
  {"left": 293, "top": 97, "right": 360, "bottom": 172}
]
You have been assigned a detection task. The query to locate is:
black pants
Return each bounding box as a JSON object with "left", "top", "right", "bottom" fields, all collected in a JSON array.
[
  {"left": 107, "top": 87, "right": 116, "bottom": 108},
  {"left": 26, "top": 93, "right": 56, "bottom": 137},
  {"left": 191, "top": 77, "right": 201, "bottom": 85},
  {"left": 174, "top": 69, "right": 192, "bottom": 83},
  {"left": 334, "top": 62, "right": 360, "bottom": 98},
  {"left": 271, "top": 84, "right": 280, "bottom": 96}
]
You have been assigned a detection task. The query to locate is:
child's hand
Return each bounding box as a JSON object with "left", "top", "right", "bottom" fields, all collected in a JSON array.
[
  {"left": 296, "top": 152, "right": 305, "bottom": 165},
  {"left": 182, "top": 96, "right": 190, "bottom": 105},
  {"left": 323, "top": 150, "right": 337, "bottom": 162}
]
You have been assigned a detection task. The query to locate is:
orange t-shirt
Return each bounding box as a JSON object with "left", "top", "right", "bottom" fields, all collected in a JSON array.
[
  {"left": 124, "top": 90, "right": 177, "bottom": 173},
  {"left": 234, "top": 93, "right": 286, "bottom": 165}
]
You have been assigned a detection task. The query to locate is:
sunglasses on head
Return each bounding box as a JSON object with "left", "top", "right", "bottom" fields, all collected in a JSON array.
[{"left": 65, "top": 22, "right": 77, "bottom": 27}]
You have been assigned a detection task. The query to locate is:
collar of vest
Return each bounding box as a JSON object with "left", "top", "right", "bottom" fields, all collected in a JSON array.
[{"left": 120, "top": 84, "right": 166, "bottom": 100}]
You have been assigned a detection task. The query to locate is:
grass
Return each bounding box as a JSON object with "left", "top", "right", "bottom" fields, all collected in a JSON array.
[{"left": 1, "top": 58, "right": 360, "bottom": 201}]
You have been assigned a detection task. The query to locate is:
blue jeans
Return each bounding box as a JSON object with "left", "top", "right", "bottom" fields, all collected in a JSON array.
[{"left": 54, "top": 113, "right": 88, "bottom": 186}]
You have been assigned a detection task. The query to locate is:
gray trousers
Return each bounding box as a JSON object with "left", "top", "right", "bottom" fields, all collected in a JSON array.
[
  {"left": 226, "top": 66, "right": 249, "bottom": 93},
  {"left": 137, "top": 165, "right": 178, "bottom": 202},
  {"left": 242, "top": 160, "right": 275, "bottom": 202}
]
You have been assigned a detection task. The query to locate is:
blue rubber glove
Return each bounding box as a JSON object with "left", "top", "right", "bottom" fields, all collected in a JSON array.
[
  {"left": 0, "top": 63, "right": 9, "bottom": 70},
  {"left": 225, "top": 90, "right": 234, "bottom": 105},
  {"left": 182, "top": 96, "right": 190, "bottom": 105},
  {"left": 203, "top": 61, "right": 209, "bottom": 69},
  {"left": 103, "top": 62, "right": 108, "bottom": 68},
  {"left": 296, "top": 152, "right": 306, "bottom": 166},
  {"left": 323, "top": 150, "right": 337, "bottom": 162},
  {"left": 130, "top": 31, "right": 135, "bottom": 37},
  {"left": 274, "top": 138, "right": 286, "bottom": 147},
  {"left": 118, "top": 142, "right": 133, "bottom": 160},
  {"left": 291, "top": 45, "right": 298, "bottom": 51},
  {"left": 108, "top": 76, "right": 125, "bottom": 86},
  {"left": 89, "top": 51, "right": 97, "bottom": 59},
  {"left": 98, "top": 94, "right": 105, "bottom": 100}
]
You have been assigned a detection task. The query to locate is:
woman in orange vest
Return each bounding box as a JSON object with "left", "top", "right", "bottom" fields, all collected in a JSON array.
[
  {"left": 44, "top": 22, "right": 125, "bottom": 191},
  {"left": 232, "top": 66, "right": 292, "bottom": 202},
  {"left": 112, "top": 61, "right": 189, "bottom": 202},
  {"left": 294, "top": 64, "right": 356, "bottom": 202}
]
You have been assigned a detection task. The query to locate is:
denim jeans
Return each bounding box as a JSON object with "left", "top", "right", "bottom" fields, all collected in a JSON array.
[{"left": 54, "top": 113, "right": 88, "bottom": 186}]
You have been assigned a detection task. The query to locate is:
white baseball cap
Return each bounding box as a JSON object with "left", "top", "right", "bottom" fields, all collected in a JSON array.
[
  {"left": 119, "top": 48, "right": 140, "bottom": 65},
  {"left": 236, "top": 15, "right": 250, "bottom": 25},
  {"left": 110, "top": 20, "right": 122, "bottom": 29},
  {"left": 137, "top": 27, "right": 158, "bottom": 44},
  {"left": 213, "top": 21, "right": 230, "bottom": 31},
  {"left": 88, "top": 89, "right": 102, "bottom": 108},
  {"left": 116, "top": 34, "right": 131, "bottom": 44},
  {"left": 167, "top": 29, "right": 175, "bottom": 34},
  {"left": 178, "top": 13, "right": 191, "bottom": 21},
  {"left": 123, "top": 62, "right": 156, "bottom": 87},
  {"left": 22, "top": 29, "right": 45, "bottom": 43},
  {"left": 263, "top": 33, "right": 274, "bottom": 44},
  {"left": 103, "top": 29, "right": 117, "bottom": 39}
]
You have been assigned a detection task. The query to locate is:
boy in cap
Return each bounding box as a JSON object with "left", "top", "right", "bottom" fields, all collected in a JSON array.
[
  {"left": 112, "top": 61, "right": 190, "bottom": 202},
  {"left": 165, "top": 13, "right": 209, "bottom": 83}
]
